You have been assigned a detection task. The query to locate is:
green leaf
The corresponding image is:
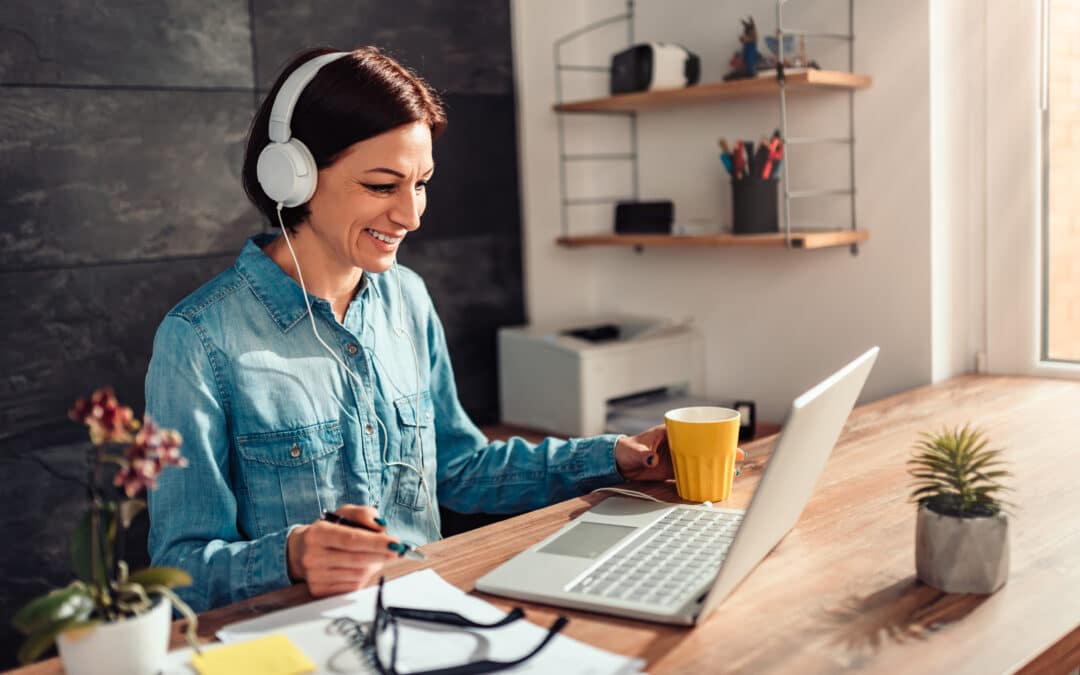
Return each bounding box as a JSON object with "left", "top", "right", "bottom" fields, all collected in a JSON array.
[
  {"left": 12, "top": 586, "right": 93, "bottom": 636},
  {"left": 967, "top": 454, "right": 1005, "bottom": 473},
  {"left": 910, "top": 454, "right": 956, "bottom": 471},
  {"left": 911, "top": 485, "right": 953, "bottom": 499},
  {"left": 17, "top": 618, "right": 100, "bottom": 665},
  {"left": 127, "top": 567, "right": 192, "bottom": 590},
  {"left": 909, "top": 471, "right": 957, "bottom": 482}
]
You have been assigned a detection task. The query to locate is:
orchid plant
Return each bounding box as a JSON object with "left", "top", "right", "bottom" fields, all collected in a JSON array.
[{"left": 13, "top": 388, "right": 200, "bottom": 664}]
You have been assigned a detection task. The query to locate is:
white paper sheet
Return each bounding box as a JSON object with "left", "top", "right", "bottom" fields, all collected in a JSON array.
[{"left": 210, "top": 568, "right": 645, "bottom": 674}]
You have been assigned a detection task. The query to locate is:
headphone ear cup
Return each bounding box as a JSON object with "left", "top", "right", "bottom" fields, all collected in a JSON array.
[{"left": 256, "top": 138, "right": 318, "bottom": 208}]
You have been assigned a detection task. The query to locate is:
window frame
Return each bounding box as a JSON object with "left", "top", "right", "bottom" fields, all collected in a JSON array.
[{"left": 986, "top": 0, "right": 1080, "bottom": 378}]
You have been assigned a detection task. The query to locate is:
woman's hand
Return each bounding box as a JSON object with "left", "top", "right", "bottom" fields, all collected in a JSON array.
[
  {"left": 615, "top": 425, "right": 674, "bottom": 481},
  {"left": 614, "top": 425, "right": 745, "bottom": 481},
  {"left": 286, "top": 505, "right": 400, "bottom": 597}
]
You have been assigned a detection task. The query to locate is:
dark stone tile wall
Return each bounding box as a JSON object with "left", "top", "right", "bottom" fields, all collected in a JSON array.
[
  {"left": 0, "top": 1, "right": 522, "bottom": 667},
  {"left": 1, "top": 256, "right": 237, "bottom": 449},
  {"left": 422, "top": 94, "right": 523, "bottom": 239},
  {"left": 251, "top": 0, "right": 513, "bottom": 95},
  {"left": 0, "top": 89, "right": 255, "bottom": 269},
  {"left": 0, "top": 1, "right": 253, "bottom": 87}
]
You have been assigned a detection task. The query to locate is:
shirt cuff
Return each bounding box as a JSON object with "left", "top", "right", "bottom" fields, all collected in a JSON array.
[
  {"left": 244, "top": 525, "right": 299, "bottom": 599},
  {"left": 573, "top": 433, "right": 625, "bottom": 493}
]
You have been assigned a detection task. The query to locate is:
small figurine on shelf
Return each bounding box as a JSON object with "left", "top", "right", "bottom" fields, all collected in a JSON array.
[
  {"left": 762, "top": 34, "right": 821, "bottom": 75},
  {"left": 723, "top": 17, "right": 759, "bottom": 81}
]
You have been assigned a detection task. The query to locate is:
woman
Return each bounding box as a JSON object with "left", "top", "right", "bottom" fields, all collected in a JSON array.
[{"left": 145, "top": 46, "right": 673, "bottom": 613}]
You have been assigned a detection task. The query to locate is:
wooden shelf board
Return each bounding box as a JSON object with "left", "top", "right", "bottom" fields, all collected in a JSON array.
[
  {"left": 555, "top": 229, "right": 869, "bottom": 250},
  {"left": 554, "top": 70, "right": 871, "bottom": 113}
]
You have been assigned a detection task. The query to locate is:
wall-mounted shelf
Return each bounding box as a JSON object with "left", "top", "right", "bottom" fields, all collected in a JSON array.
[
  {"left": 556, "top": 229, "right": 869, "bottom": 250},
  {"left": 554, "top": 70, "right": 871, "bottom": 113},
  {"left": 552, "top": 1, "right": 867, "bottom": 254}
]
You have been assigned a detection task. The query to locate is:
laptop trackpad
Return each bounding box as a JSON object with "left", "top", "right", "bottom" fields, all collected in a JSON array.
[{"left": 537, "top": 522, "right": 636, "bottom": 558}]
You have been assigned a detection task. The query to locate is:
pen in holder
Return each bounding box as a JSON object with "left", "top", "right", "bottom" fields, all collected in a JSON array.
[{"left": 719, "top": 133, "right": 783, "bottom": 235}]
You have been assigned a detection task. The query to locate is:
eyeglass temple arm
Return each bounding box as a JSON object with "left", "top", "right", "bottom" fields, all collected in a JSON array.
[
  {"left": 407, "top": 616, "right": 570, "bottom": 675},
  {"left": 387, "top": 606, "right": 526, "bottom": 629}
]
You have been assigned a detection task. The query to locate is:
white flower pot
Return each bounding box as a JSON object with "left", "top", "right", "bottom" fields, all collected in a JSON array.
[
  {"left": 915, "top": 503, "right": 1009, "bottom": 594},
  {"left": 56, "top": 596, "right": 172, "bottom": 675}
]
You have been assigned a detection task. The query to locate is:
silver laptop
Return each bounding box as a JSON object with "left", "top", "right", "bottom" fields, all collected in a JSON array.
[{"left": 476, "top": 347, "right": 879, "bottom": 625}]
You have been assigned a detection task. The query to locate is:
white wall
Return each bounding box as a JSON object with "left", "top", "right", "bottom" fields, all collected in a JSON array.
[
  {"left": 930, "top": 0, "right": 988, "bottom": 382},
  {"left": 511, "top": 0, "right": 935, "bottom": 423}
]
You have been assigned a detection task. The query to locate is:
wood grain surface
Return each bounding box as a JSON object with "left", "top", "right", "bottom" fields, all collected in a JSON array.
[{"left": 553, "top": 70, "right": 872, "bottom": 113}]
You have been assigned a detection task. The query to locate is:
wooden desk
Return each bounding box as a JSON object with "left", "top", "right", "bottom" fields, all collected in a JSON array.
[{"left": 10, "top": 376, "right": 1080, "bottom": 674}]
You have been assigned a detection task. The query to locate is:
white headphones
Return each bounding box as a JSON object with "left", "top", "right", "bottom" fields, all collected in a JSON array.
[{"left": 256, "top": 51, "right": 349, "bottom": 207}]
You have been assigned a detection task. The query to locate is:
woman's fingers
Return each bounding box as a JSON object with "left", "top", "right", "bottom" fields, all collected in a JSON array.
[
  {"left": 287, "top": 506, "right": 403, "bottom": 585},
  {"left": 308, "top": 547, "right": 397, "bottom": 571},
  {"left": 315, "top": 520, "right": 400, "bottom": 554},
  {"left": 335, "top": 504, "right": 386, "bottom": 530},
  {"left": 306, "top": 561, "right": 385, "bottom": 586},
  {"left": 306, "top": 564, "right": 385, "bottom": 597}
]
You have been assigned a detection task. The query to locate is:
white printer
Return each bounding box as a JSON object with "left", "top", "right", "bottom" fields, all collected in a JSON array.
[{"left": 497, "top": 316, "right": 705, "bottom": 437}]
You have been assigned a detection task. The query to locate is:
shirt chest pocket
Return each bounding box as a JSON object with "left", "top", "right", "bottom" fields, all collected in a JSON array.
[
  {"left": 392, "top": 391, "right": 436, "bottom": 511},
  {"left": 235, "top": 420, "right": 345, "bottom": 536}
]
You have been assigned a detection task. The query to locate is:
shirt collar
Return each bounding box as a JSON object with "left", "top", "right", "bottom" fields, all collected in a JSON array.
[{"left": 234, "top": 233, "right": 379, "bottom": 333}]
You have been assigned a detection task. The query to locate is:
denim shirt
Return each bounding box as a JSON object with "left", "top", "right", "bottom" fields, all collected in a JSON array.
[{"left": 144, "top": 234, "right": 622, "bottom": 613}]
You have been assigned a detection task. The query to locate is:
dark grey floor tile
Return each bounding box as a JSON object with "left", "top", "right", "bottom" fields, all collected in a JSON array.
[
  {"left": 0, "top": 0, "right": 252, "bottom": 87},
  {"left": 0, "top": 255, "right": 236, "bottom": 450},
  {"left": 0, "top": 88, "right": 261, "bottom": 268},
  {"left": 252, "top": 0, "right": 512, "bottom": 95},
  {"left": 397, "top": 233, "right": 525, "bottom": 424}
]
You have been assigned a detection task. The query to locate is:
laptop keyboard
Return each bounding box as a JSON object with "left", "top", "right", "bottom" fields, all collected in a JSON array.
[{"left": 568, "top": 507, "right": 744, "bottom": 608}]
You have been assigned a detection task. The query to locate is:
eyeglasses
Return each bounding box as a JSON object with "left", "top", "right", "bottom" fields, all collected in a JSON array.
[{"left": 330, "top": 576, "right": 569, "bottom": 675}]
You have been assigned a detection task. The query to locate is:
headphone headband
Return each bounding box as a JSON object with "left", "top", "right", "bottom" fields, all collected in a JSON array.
[
  {"left": 258, "top": 50, "right": 349, "bottom": 207},
  {"left": 268, "top": 51, "right": 349, "bottom": 143}
]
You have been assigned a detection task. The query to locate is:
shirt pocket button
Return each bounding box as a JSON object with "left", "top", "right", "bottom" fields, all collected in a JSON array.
[{"left": 290, "top": 444, "right": 301, "bottom": 458}]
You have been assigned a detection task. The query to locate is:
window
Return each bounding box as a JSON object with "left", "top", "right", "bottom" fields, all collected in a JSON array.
[{"left": 985, "top": 0, "right": 1078, "bottom": 377}]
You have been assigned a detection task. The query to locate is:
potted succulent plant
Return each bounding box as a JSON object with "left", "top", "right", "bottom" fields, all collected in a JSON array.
[
  {"left": 908, "top": 424, "right": 1012, "bottom": 594},
  {"left": 12, "top": 388, "right": 200, "bottom": 674}
]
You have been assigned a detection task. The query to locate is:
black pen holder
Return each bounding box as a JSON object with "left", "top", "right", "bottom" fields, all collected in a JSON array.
[{"left": 731, "top": 178, "right": 778, "bottom": 234}]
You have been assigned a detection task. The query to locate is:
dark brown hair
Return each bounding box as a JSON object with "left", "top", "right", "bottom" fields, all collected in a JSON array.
[{"left": 242, "top": 46, "right": 447, "bottom": 230}]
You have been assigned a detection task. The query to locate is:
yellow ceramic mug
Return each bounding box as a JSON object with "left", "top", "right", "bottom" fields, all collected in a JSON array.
[{"left": 664, "top": 406, "right": 741, "bottom": 502}]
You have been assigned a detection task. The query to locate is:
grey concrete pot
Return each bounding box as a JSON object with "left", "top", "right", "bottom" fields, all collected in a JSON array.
[{"left": 915, "top": 503, "right": 1009, "bottom": 594}]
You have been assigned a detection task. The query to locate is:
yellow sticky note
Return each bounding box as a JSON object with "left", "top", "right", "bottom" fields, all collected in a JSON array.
[{"left": 190, "top": 634, "right": 316, "bottom": 675}]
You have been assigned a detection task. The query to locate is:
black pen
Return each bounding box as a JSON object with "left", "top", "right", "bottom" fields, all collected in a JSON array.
[{"left": 321, "top": 510, "right": 428, "bottom": 561}]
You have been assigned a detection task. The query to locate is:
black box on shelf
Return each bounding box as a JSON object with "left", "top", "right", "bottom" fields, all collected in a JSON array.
[
  {"left": 731, "top": 179, "right": 778, "bottom": 234},
  {"left": 614, "top": 200, "right": 674, "bottom": 234}
]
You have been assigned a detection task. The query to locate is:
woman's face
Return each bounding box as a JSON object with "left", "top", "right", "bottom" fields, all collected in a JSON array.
[{"left": 303, "top": 121, "right": 434, "bottom": 274}]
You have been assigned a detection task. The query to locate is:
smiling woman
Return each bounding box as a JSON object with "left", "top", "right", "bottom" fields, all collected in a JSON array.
[
  {"left": 261, "top": 122, "right": 437, "bottom": 321},
  {"left": 142, "top": 46, "right": 677, "bottom": 615}
]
